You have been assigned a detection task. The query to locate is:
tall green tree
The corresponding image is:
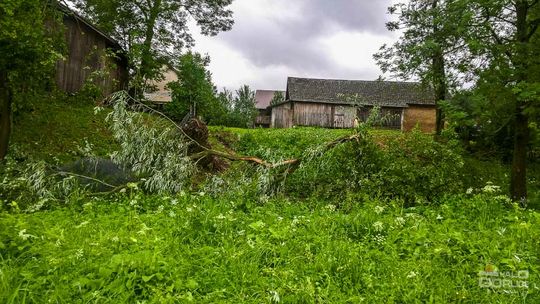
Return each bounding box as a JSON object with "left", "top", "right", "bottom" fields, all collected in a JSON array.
[
  {"left": 0, "top": 0, "right": 63, "bottom": 160},
  {"left": 457, "top": 0, "right": 540, "bottom": 201},
  {"left": 165, "top": 52, "right": 220, "bottom": 122},
  {"left": 375, "top": 0, "right": 470, "bottom": 135},
  {"left": 378, "top": 0, "right": 540, "bottom": 201},
  {"left": 232, "top": 85, "right": 257, "bottom": 128},
  {"left": 73, "top": 0, "right": 234, "bottom": 91}
]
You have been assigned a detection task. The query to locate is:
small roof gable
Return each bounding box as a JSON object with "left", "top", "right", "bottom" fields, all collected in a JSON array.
[
  {"left": 255, "top": 90, "right": 285, "bottom": 109},
  {"left": 286, "top": 77, "right": 435, "bottom": 107}
]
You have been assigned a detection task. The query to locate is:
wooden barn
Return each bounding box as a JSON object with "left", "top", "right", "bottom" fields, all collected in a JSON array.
[
  {"left": 271, "top": 77, "right": 436, "bottom": 132},
  {"left": 54, "top": 4, "right": 128, "bottom": 96}
]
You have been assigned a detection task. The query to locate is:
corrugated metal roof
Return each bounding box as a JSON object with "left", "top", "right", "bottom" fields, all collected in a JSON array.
[
  {"left": 255, "top": 90, "right": 285, "bottom": 109},
  {"left": 286, "top": 77, "right": 435, "bottom": 107}
]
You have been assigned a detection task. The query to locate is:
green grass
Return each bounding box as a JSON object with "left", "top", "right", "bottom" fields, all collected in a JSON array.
[
  {"left": 208, "top": 126, "right": 401, "bottom": 159},
  {"left": 11, "top": 95, "right": 116, "bottom": 163},
  {"left": 1, "top": 193, "right": 539, "bottom": 303},
  {"left": 4, "top": 108, "right": 540, "bottom": 302}
]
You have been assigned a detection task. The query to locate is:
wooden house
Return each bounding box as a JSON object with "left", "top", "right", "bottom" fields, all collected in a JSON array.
[
  {"left": 254, "top": 90, "right": 284, "bottom": 127},
  {"left": 144, "top": 67, "right": 179, "bottom": 107},
  {"left": 271, "top": 77, "right": 436, "bottom": 132},
  {"left": 54, "top": 4, "right": 128, "bottom": 96}
]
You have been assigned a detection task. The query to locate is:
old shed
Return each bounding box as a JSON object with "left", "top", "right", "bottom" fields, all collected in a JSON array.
[
  {"left": 271, "top": 77, "right": 436, "bottom": 132},
  {"left": 254, "top": 90, "right": 284, "bottom": 127},
  {"left": 55, "top": 5, "right": 128, "bottom": 96}
]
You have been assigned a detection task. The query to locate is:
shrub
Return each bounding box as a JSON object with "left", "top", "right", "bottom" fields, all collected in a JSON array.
[{"left": 285, "top": 129, "right": 465, "bottom": 204}]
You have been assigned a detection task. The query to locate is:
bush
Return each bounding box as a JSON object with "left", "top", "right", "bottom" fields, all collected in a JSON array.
[{"left": 285, "top": 129, "right": 465, "bottom": 204}]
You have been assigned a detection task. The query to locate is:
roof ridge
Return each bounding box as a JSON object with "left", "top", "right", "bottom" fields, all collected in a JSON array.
[{"left": 287, "top": 76, "right": 423, "bottom": 85}]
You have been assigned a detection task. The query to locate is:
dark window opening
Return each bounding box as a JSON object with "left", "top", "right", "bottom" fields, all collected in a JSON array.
[{"left": 357, "top": 107, "right": 402, "bottom": 129}]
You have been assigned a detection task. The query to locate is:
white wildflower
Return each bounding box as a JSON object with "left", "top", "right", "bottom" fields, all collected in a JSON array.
[
  {"left": 75, "top": 248, "right": 84, "bottom": 260},
  {"left": 482, "top": 182, "right": 501, "bottom": 193},
  {"left": 325, "top": 204, "right": 336, "bottom": 212},
  {"left": 466, "top": 187, "right": 474, "bottom": 194},
  {"left": 156, "top": 205, "right": 164, "bottom": 214},
  {"left": 168, "top": 211, "right": 176, "bottom": 218},
  {"left": 373, "top": 221, "right": 384, "bottom": 232},
  {"left": 215, "top": 213, "right": 226, "bottom": 220},
  {"left": 436, "top": 214, "right": 444, "bottom": 220},
  {"left": 111, "top": 236, "right": 119, "bottom": 242},
  {"left": 170, "top": 199, "right": 178, "bottom": 206},
  {"left": 374, "top": 205, "right": 385, "bottom": 215},
  {"left": 186, "top": 206, "right": 193, "bottom": 212},
  {"left": 373, "top": 234, "right": 386, "bottom": 244},
  {"left": 269, "top": 290, "right": 281, "bottom": 303},
  {"left": 394, "top": 217, "right": 406, "bottom": 227},
  {"left": 407, "top": 271, "right": 418, "bottom": 279},
  {"left": 18, "top": 229, "right": 35, "bottom": 241}
]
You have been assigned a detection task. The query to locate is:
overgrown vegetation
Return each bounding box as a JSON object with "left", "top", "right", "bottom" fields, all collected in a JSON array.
[
  {"left": 1, "top": 191, "right": 539, "bottom": 303},
  {"left": 2, "top": 0, "right": 540, "bottom": 302}
]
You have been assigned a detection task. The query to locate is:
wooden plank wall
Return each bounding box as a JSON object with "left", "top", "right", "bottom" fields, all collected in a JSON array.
[
  {"left": 271, "top": 102, "right": 293, "bottom": 128},
  {"left": 55, "top": 17, "right": 127, "bottom": 96},
  {"left": 294, "top": 102, "right": 356, "bottom": 128},
  {"left": 403, "top": 105, "right": 437, "bottom": 133}
]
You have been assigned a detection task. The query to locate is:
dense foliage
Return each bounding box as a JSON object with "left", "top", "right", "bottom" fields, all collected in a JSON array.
[
  {"left": 73, "top": 0, "right": 234, "bottom": 89},
  {"left": 165, "top": 52, "right": 220, "bottom": 122},
  {"left": 378, "top": 0, "right": 540, "bottom": 201},
  {"left": 0, "top": 0, "right": 64, "bottom": 160},
  {"left": 1, "top": 192, "right": 538, "bottom": 303}
]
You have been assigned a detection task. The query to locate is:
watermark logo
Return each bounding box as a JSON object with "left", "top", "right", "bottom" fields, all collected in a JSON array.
[{"left": 479, "top": 264, "right": 529, "bottom": 292}]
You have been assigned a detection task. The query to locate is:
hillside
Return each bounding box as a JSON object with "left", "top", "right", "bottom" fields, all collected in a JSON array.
[{"left": 11, "top": 96, "right": 116, "bottom": 162}]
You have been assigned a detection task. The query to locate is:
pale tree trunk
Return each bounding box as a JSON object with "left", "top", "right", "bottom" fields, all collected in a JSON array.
[{"left": 0, "top": 71, "right": 12, "bottom": 161}]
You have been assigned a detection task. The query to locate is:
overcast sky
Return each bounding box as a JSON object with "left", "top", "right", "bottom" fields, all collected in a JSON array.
[{"left": 190, "top": 0, "right": 401, "bottom": 92}]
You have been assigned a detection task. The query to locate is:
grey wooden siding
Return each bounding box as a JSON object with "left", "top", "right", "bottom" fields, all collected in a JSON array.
[
  {"left": 292, "top": 102, "right": 357, "bottom": 128},
  {"left": 271, "top": 102, "right": 293, "bottom": 128},
  {"left": 55, "top": 17, "right": 128, "bottom": 96}
]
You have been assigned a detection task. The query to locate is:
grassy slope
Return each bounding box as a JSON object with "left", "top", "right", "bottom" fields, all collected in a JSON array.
[
  {"left": 11, "top": 96, "right": 116, "bottom": 162},
  {"left": 208, "top": 126, "right": 401, "bottom": 159},
  {"left": 4, "top": 109, "right": 540, "bottom": 302},
  {"left": 1, "top": 194, "right": 538, "bottom": 303}
]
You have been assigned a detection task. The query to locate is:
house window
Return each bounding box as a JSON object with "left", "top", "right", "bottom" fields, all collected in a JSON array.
[{"left": 357, "top": 107, "right": 402, "bottom": 129}]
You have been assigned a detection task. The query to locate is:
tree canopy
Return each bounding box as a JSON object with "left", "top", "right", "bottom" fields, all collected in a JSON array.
[
  {"left": 73, "top": 0, "right": 234, "bottom": 90},
  {"left": 165, "top": 52, "right": 218, "bottom": 122},
  {"left": 378, "top": 0, "right": 540, "bottom": 201}
]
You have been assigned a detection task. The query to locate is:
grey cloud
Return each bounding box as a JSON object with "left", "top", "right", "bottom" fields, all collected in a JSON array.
[
  {"left": 300, "top": 0, "right": 391, "bottom": 33},
  {"left": 215, "top": 0, "right": 392, "bottom": 76}
]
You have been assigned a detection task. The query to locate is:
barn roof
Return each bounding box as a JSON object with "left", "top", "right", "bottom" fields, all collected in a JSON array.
[
  {"left": 57, "top": 3, "right": 124, "bottom": 51},
  {"left": 255, "top": 90, "right": 285, "bottom": 109},
  {"left": 284, "top": 77, "right": 435, "bottom": 108}
]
